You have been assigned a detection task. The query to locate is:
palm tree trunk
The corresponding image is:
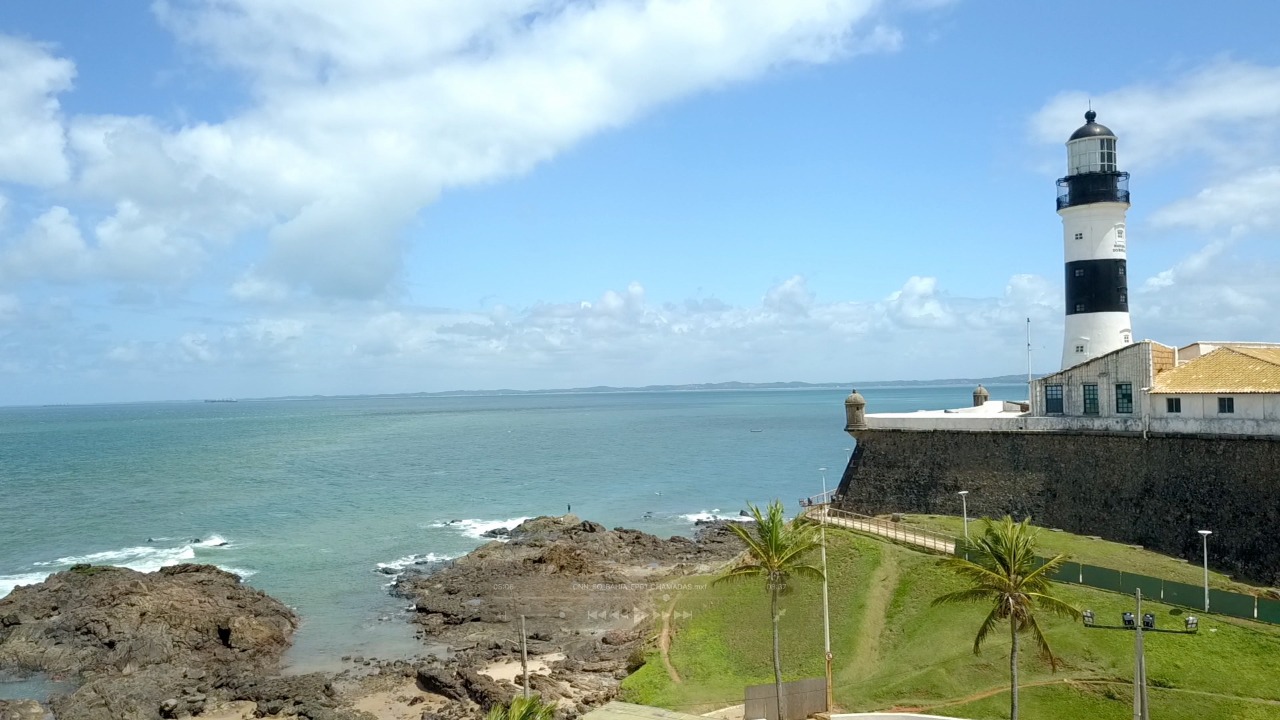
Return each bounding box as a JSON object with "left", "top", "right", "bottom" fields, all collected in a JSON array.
[
  {"left": 772, "top": 578, "right": 784, "bottom": 720},
  {"left": 1009, "top": 619, "right": 1019, "bottom": 720}
]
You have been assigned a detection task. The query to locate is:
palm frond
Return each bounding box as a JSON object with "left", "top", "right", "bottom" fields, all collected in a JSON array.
[
  {"left": 971, "top": 604, "right": 1002, "bottom": 654},
  {"left": 932, "top": 587, "right": 999, "bottom": 607}
]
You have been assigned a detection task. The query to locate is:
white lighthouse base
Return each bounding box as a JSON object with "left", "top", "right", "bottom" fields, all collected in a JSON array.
[{"left": 1062, "top": 312, "right": 1132, "bottom": 369}]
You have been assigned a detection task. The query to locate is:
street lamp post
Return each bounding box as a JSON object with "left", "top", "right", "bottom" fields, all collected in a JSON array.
[
  {"left": 958, "top": 490, "right": 970, "bottom": 541},
  {"left": 818, "top": 467, "right": 833, "bottom": 713},
  {"left": 1198, "top": 530, "right": 1212, "bottom": 612}
]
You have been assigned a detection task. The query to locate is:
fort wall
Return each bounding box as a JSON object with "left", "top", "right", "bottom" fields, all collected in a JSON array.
[{"left": 834, "top": 429, "right": 1280, "bottom": 586}]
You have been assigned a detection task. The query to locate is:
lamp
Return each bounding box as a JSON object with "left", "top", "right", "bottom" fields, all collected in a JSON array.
[
  {"left": 1082, "top": 610, "right": 1095, "bottom": 627},
  {"left": 1185, "top": 616, "right": 1198, "bottom": 631},
  {"left": 1122, "top": 612, "right": 1135, "bottom": 628},
  {"left": 1142, "top": 613, "right": 1155, "bottom": 630}
]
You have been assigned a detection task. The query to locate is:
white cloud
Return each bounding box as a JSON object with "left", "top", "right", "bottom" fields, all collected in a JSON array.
[
  {"left": 0, "top": 207, "right": 92, "bottom": 284},
  {"left": 0, "top": 1, "right": 904, "bottom": 298},
  {"left": 1150, "top": 166, "right": 1280, "bottom": 233},
  {"left": 1032, "top": 60, "right": 1280, "bottom": 173},
  {"left": 0, "top": 36, "right": 73, "bottom": 186}
]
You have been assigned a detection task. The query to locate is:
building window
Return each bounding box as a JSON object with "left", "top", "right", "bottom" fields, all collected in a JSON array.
[
  {"left": 1075, "top": 344, "right": 1085, "bottom": 353},
  {"left": 1166, "top": 397, "right": 1182, "bottom": 413},
  {"left": 1045, "top": 384, "right": 1064, "bottom": 414},
  {"left": 1218, "top": 397, "right": 1235, "bottom": 414},
  {"left": 1122, "top": 332, "right": 1131, "bottom": 343},
  {"left": 1075, "top": 303, "right": 1085, "bottom": 313},
  {"left": 1074, "top": 232, "right": 1084, "bottom": 240},
  {"left": 1115, "top": 383, "right": 1133, "bottom": 414},
  {"left": 1074, "top": 268, "right": 1085, "bottom": 277},
  {"left": 1116, "top": 226, "right": 1125, "bottom": 238},
  {"left": 1083, "top": 384, "right": 1099, "bottom": 415}
]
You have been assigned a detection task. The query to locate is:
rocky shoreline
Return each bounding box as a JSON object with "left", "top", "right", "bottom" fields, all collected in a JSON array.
[{"left": 0, "top": 516, "right": 743, "bottom": 720}]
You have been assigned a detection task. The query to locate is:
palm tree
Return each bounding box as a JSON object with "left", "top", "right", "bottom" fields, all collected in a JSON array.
[
  {"left": 932, "top": 516, "right": 1079, "bottom": 720},
  {"left": 714, "top": 500, "right": 824, "bottom": 720},
  {"left": 485, "top": 694, "right": 556, "bottom": 720}
]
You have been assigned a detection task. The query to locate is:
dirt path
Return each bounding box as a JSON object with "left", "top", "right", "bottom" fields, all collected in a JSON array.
[
  {"left": 659, "top": 594, "right": 683, "bottom": 684},
  {"left": 839, "top": 545, "right": 899, "bottom": 687}
]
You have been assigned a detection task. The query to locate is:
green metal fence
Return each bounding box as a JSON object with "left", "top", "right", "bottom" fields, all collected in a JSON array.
[
  {"left": 1259, "top": 597, "right": 1280, "bottom": 625},
  {"left": 955, "top": 544, "right": 1275, "bottom": 625}
]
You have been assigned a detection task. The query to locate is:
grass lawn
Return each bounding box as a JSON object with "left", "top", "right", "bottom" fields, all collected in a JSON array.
[
  {"left": 621, "top": 523, "right": 1280, "bottom": 719},
  {"left": 899, "top": 514, "right": 1273, "bottom": 595}
]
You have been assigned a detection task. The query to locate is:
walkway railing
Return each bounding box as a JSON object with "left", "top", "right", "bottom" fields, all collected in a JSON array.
[{"left": 802, "top": 506, "right": 958, "bottom": 555}]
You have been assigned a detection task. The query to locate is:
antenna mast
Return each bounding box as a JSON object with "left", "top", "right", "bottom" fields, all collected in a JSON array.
[{"left": 1026, "top": 317, "right": 1032, "bottom": 401}]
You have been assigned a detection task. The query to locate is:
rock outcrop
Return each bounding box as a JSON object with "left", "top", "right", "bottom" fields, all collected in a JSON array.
[
  {"left": 393, "top": 515, "right": 743, "bottom": 713},
  {"left": 0, "top": 563, "right": 313, "bottom": 720},
  {"left": 0, "top": 563, "right": 295, "bottom": 678}
]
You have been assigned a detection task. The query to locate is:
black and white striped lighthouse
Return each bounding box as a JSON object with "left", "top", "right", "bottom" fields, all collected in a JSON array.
[{"left": 1057, "top": 110, "right": 1132, "bottom": 369}]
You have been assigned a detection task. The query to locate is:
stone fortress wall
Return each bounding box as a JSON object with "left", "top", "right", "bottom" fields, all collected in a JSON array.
[{"left": 833, "top": 428, "right": 1280, "bottom": 587}]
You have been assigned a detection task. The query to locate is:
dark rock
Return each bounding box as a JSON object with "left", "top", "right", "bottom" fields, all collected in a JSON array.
[
  {"left": 0, "top": 563, "right": 296, "bottom": 678},
  {"left": 0, "top": 700, "right": 47, "bottom": 720},
  {"left": 458, "top": 668, "right": 513, "bottom": 711},
  {"left": 415, "top": 666, "right": 468, "bottom": 702},
  {"left": 481, "top": 527, "right": 510, "bottom": 539}
]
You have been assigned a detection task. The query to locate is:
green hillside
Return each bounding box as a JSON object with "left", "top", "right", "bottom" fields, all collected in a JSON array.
[{"left": 621, "top": 523, "right": 1280, "bottom": 719}]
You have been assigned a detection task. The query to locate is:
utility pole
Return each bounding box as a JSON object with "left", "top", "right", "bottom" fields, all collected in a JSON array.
[
  {"left": 1026, "top": 317, "right": 1032, "bottom": 402},
  {"left": 819, "top": 468, "right": 833, "bottom": 714},
  {"left": 1133, "top": 589, "right": 1149, "bottom": 720},
  {"left": 520, "top": 614, "right": 530, "bottom": 699}
]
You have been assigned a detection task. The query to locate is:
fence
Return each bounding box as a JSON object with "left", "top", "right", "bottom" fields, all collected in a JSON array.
[
  {"left": 813, "top": 506, "right": 957, "bottom": 555},
  {"left": 744, "top": 677, "right": 827, "bottom": 720},
  {"left": 1039, "top": 557, "right": 1280, "bottom": 624}
]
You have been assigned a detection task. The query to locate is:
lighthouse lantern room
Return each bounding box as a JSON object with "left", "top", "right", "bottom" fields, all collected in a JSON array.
[{"left": 1057, "top": 110, "right": 1133, "bottom": 369}]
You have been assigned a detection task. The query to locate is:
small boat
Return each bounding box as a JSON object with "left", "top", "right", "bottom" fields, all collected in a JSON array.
[{"left": 750, "top": 428, "right": 764, "bottom": 433}]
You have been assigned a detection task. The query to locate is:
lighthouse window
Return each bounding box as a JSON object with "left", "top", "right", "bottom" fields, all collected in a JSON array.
[
  {"left": 1074, "top": 232, "right": 1084, "bottom": 240},
  {"left": 1118, "top": 265, "right": 1126, "bottom": 277},
  {"left": 1120, "top": 292, "right": 1127, "bottom": 304},
  {"left": 1115, "top": 383, "right": 1133, "bottom": 414},
  {"left": 1074, "top": 268, "right": 1085, "bottom": 277},
  {"left": 1075, "top": 303, "right": 1085, "bottom": 312},
  {"left": 1082, "top": 384, "right": 1100, "bottom": 415},
  {"left": 1100, "top": 138, "right": 1117, "bottom": 171},
  {"left": 1075, "top": 344, "right": 1085, "bottom": 353},
  {"left": 1218, "top": 397, "right": 1235, "bottom": 414},
  {"left": 1045, "top": 384, "right": 1064, "bottom": 414},
  {"left": 1116, "top": 227, "right": 1125, "bottom": 238}
]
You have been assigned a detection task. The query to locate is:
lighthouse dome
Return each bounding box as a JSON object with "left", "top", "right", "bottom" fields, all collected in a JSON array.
[{"left": 1068, "top": 110, "right": 1115, "bottom": 141}]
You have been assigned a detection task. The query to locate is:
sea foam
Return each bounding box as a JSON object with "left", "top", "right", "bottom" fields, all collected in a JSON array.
[
  {"left": 375, "top": 552, "right": 458, "bottom": 573},
  {"left": 682, "top": 510, "right": 754, "bottom": 524},
  {"left": 3, "top": 535, "right": 246, "bottom": 599},
  {"left": 431, "top": 517, "right": 532, "bottom": 540}
]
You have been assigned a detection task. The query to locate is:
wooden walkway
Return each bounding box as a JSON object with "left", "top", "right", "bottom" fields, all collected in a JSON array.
[{"left": 806, "top": 506, "right": 957, "bottom": 555}]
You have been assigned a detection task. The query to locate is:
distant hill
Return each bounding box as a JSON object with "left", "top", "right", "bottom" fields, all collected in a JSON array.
[{"left": 257, "top": 375, "right": 1037, "bottom": 401}]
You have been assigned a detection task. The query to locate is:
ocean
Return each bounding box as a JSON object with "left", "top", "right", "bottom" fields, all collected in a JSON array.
[{"left": 0, "top": 384, "right": 1024, "bottom": 690}]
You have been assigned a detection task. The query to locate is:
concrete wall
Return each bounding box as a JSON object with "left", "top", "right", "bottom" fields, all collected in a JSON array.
[
  {"left": 835, "top": 429, "right": 1280, "bottom": 586},
  {"left": 866, "top": 414, "right": 1280, "bottom": 437},
  {"left": 1150, "top": 393, "right": 1280, "bottom": 421}
]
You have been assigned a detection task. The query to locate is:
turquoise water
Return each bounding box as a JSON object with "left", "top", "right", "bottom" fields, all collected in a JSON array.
[{"left": 0, "top": 385, "right": 1023, "bottom": 685}]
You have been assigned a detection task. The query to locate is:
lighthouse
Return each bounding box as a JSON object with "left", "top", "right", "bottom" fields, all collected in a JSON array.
[{"left": 1058, "top": 110, "right": 1132, "bottom": 369}]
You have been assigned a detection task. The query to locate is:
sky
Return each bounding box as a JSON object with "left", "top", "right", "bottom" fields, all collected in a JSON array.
[{"left": 2, "top": 1, "right": 1280, "bottom": 405}]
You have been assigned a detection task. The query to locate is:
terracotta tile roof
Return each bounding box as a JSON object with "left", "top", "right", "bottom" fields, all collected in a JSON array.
[{"left": 1152, "top": 346, "right": 1280, "bottom": 394}]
